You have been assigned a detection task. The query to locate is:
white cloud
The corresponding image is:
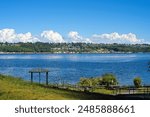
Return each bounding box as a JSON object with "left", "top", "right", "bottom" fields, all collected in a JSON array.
[
  {"left": 17, "top": 32, "right": 39, "bottom": 43},
  {"left": 92, "top": 32, "right": 143, "bottom": 44},
  {"left": 68, "top": 31, "right": 82, "bottom": 42},
  {"left": 0, "top": 29, "right": 65, "bottom": 43},
  {"left": 68, "top": 31, "right": 92, "bottom": 43},
  {"left": 41, "top": 30, "right": 65, "bottom": 43},
  {"left": 0, "top": 28, "right": 146, "bottom": 44},
  {"left": 0, "top": 28, "right": 39, "bottom": 43},
  {"left": 84, "top": 38, "right": 93, "bottom": 43},
  {"left": 0, "top": 29, "right": 16, "bottom": 43}
]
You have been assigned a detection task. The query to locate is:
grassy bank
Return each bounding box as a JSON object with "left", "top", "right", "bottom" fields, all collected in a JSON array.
[
  {"left": 0, "top": 74, "right": 149, "bottom": 100},
  {"left": 0, "top": 74, "right": 116, "bottom": 100}
]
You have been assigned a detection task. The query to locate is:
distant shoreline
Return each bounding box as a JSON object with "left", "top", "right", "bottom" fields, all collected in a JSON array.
[
  {"left": 1, "top": 43, "right": 150, "bottom": 54},
  {"left": 0, "top": 51, "right": 149, "bottom": 54}
]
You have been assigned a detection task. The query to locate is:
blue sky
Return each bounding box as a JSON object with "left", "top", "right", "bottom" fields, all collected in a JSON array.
[{"left": 0, "top": 0, "right": 150, "bottom": 43}]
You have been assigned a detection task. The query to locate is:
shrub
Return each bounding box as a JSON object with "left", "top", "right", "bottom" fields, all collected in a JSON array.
[
  {"left": 78, "top": 73, "right": 118, "bottom": 90},
  {"left": 78, "top": 78, "right": 92, "bottom": 87},
  {"left": 78, "top": 77, "right": 103, "bottom": 92},
  {"left": 101, "top": 73, "right": 118, "bottom": 87},
  {"left": 78, "top": 77, "right": 102, "bottom": 87},
  {"left": 78, "top": 78, "right": 92, "bottom": 92},
  {"left": 133, "top": 77, "right": 142, "bottom": 88}
]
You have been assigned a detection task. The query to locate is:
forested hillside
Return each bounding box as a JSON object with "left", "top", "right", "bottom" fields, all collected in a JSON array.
[{"left": 0, "top": 42, "right": 150, "bottom": 53}]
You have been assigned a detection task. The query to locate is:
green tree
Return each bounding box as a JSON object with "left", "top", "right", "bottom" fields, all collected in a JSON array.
[
  {"left": 78, "top": 78, "right": 92, "bottom": 92},
  {"left": 78, "top": 77, "right": 102, "bottom": 87},
  {"left": 133, "top": 77, "right": 142, "bottom": 88},
  {"left": 101, "top": 73, "right": 118, "bottom": 87},
  {"left": 78, "top": 78, "right": 92, "bottom": 87}
]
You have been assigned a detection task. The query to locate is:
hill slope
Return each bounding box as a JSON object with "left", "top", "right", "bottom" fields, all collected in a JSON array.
[
  {"left": 0, "top": 74, "right": 114, "bottom": 100},
  {"left": 1, "top": 74, "right": 148, "bottom": 100}
]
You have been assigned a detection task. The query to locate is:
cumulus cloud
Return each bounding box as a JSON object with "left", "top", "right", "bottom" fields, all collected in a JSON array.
[
  {"left": 0, "top": 28, "right": 145, "bottom": 44},
  {"left": 92, "top": 32, "right": 143, "bottom": 44},
  {"left": 68, "top": 31, "right": 92, "bottom": 43},
  {"left": 17, "top": 32, "right": 39, "bottom": 43},
  {"left": 0, "top": 29, "right": 16, "bottom": 43},
  {"left": 0, "top": 28, "right": 39, "bottom": 43},
  {"left": 41, "top": 30, "right": 65, "bottom": 43},
  {"left": 68, "top": 31, "right": 82, "bottom": 42},
  {"left": 84, "top": 38, "right": 93, "bottom": 43},
  {"left": 0, "top": 29, "right": 65, "bottom": 43}
]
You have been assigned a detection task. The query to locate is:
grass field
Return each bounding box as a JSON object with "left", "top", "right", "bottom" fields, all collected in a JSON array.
[
  {"left": 0, "top": 74, "right": 149, "bottom": 100},
  {"left": 0, "top": 74, "right": 117, "bottom": 100}
]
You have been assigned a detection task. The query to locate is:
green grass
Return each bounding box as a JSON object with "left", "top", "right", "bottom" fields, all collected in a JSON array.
[
  {"left": 93, "top": 88, "right": 113, "bottom": 94},
  {"left": 1, "top": 74, "right": 146, "bottom": 100},
  {"left": 0, "top": 74, "right": 115, "bottom": 100}
]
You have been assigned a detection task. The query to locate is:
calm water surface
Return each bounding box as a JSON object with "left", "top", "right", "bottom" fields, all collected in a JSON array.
[{"left": 0, "top": 53, "right": 150, "bottom": 85}]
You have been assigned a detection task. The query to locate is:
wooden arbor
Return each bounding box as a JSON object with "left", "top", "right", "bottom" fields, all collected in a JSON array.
[{"left": 29, "top": 68, "right": 50, "bottom": 85}]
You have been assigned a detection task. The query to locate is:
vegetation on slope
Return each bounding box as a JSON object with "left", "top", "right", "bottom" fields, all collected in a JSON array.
[
  {"left": 0, "top": 74, "right": 115, "bottom": 100},
  {"left": 0, "top": 74, "right": 149, "bottom": 100},
  {"left": 0, "top": 42, "right": 150, "bottom": 53}
]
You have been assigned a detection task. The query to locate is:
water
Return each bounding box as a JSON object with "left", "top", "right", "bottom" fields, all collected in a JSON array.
[{"left": 0, "top": 53, "right": 150, "bottom": 85}]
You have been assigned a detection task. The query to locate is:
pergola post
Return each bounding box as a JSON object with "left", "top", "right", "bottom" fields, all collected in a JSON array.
[
  {"left": 46, "top": 72, "right": 48, "bottom": 85},
  {"left": 29, "top": 68, "right": 49, "bottom": 85},
  {"left": 39, "top": 72, "right": 41, "bottom": 84},
  {"left": 31, "top": 72, "right": 33, "bottom": 84}
]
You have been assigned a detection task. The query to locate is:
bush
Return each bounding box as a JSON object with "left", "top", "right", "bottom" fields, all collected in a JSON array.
[
  {"left": 78, "top": 77, "right": 102, "bottom": 87},
  {"left": 78, "top": 77, "right": 103, "bottom": 92},
  {"left": 133, "top": 77, "right": 142, "bottom": 88},
  {"left": 101, "top": 73, "right": 118, "bottom": 87},
  {"left": 78, "top": 78, "right": 92, "bottom": 87},
  {"left": 78, "top": 73, "right": 118, "bottom": 90}
]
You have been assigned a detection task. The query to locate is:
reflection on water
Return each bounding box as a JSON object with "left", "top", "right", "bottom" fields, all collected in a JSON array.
[{"left": 0, "top": 53, "right": 150, "bottom": 85}]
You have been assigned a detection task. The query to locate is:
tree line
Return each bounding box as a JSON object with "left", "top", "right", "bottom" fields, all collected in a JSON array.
[{"left": 0, "top": 42, "right": 150, "bottom": 53}]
